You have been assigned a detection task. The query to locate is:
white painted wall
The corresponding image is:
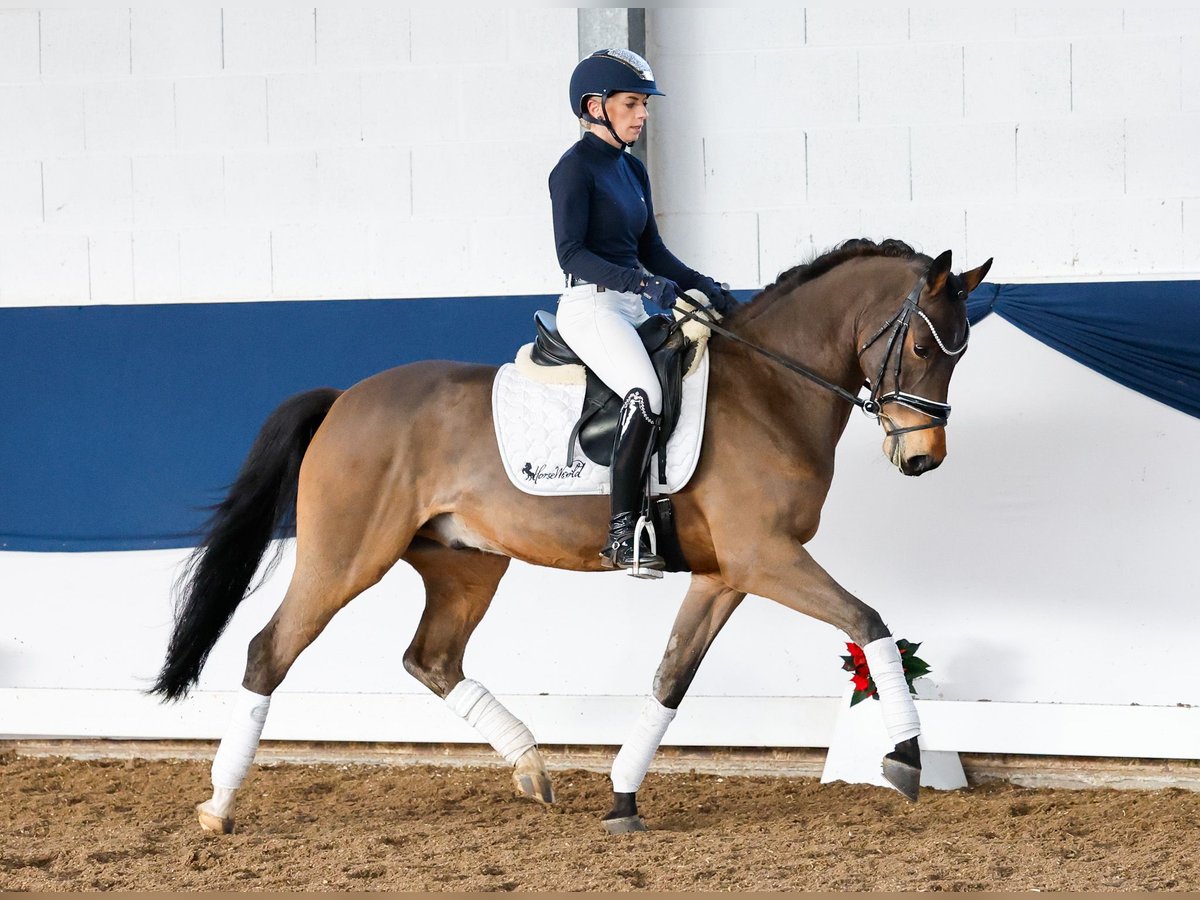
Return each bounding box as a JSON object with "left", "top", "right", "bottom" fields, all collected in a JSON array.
[
  {"left": 4, "top": 6, "right": 1198, "bottom": 306},
  {"left": 0, "top": 6, "right": 578, "bottom": 306},
  {"left": 2, "top": 6, "right": 1198, "bottom": 755},
  {"left": 648, "top": 7, "right": 1200, "bottom": 285}
]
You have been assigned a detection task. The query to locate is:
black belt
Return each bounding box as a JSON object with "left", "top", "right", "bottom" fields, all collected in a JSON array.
[{"left": 565, "top": 275, "right": 605, "bottom": 292}]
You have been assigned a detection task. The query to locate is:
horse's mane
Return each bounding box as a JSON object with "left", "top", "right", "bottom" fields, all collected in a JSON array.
[{"left": 734, "top": 238, "right": 930, "bottom": 318}]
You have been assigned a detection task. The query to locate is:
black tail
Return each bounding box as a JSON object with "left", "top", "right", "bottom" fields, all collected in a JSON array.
[{"left": 151, "top": 387, "right": 342, "bottom": 701}]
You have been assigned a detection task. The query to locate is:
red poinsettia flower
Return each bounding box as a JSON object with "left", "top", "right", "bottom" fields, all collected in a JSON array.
[
  {"left": 846, "top": 642, "right": 867, "bottom": 667},
  {"left": 839, "top": 638, "right": 931, "bottom": 707}
]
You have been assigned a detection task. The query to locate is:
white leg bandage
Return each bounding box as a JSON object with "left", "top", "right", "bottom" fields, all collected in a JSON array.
[
  {"left": 445, "top": 679, "right": 537, "bottom": 765},
  {"left": 863, "top": 637, "right": 921, "bottom": 744},
  {"left": 210, "top": 688, "right": 271, "bottom": 791},
  {"left": 610, "top": 696, "right": 677, "bottom": 794}
]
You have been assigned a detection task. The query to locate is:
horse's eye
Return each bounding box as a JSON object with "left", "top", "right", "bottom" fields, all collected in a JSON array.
[{"left": 913, "top": 344, "right": 930, "bottom": 359}]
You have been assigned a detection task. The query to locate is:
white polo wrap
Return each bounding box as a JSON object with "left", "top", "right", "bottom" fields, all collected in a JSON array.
[
  {"left": 445, "top": 679, "right": 537, "bottom": 765},
  {"left": 210, "top": 687, "right": 271, "bottom": 790},
  {"left": 863, "top": 636, "right": 921, "bottom": 744},
  {"left": 610, "top": 696, "right": 677, "bottom": 794}
]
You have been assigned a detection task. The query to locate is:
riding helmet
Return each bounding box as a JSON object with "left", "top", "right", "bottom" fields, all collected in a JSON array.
[{"left": 568, "top": 48, "right": 664, "bottom": 122}]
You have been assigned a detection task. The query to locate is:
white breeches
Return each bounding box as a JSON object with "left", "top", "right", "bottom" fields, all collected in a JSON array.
[{"left": 555, "top": 284, "right": 663, "bottom": 414}]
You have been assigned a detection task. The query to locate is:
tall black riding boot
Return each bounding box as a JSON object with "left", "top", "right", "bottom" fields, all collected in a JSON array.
[{"left": 601, "top": 388, "right": 666, "bottom": 573}]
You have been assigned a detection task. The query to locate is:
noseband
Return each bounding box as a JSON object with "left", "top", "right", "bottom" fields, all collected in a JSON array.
[
  {"left": 858, "top": 272, "right": 969, "bottom": 437},
  {"left": 672, "top": 268, "right": 968, "bottom": 439}
]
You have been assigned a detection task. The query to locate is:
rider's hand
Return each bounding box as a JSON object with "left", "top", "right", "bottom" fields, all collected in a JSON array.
[
  {"left": 640, "top": 276, "right": 679, "bottom": 310},
  {"left": 697, "top": 275, "right": 738, "bottom": 315}
]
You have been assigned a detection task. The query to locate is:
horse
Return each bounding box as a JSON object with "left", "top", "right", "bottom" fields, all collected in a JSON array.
[{"left": 152, "top": 238, "right": 992, "bottom": 835}]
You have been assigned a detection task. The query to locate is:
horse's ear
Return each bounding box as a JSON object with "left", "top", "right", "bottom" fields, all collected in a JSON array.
[
  {"left": 959, "top": 257, "right": 993, "bottom": 296},
  {"left": 926, "top": 249, "right": 953, "bottom": 295}
]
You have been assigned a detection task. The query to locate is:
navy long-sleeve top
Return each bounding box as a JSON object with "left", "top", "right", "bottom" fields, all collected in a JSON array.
[{"left": 549, "top": 132, "right": 702, "bottom": 295}]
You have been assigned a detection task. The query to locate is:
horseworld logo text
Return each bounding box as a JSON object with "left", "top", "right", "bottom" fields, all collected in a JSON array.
[{"left": 522, "top": 461, "right": 586, "bottom": 484}]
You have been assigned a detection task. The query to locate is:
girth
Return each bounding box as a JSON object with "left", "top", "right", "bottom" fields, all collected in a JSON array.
[{"left": 529, "top": 311, "right": 695, "bottom": 480}]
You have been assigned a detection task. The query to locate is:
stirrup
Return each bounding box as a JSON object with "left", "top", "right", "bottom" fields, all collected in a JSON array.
[
  {"left": 628, "top": 514, "right": 664, "bottom": 579},
  {"left": 600, "top": 513, "right": 664, "bottom": 579}
]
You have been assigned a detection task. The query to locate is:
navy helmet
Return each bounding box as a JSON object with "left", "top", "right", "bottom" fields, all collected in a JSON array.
[{"left": 569, "top": 49, "right": 664, "bottom": 123}]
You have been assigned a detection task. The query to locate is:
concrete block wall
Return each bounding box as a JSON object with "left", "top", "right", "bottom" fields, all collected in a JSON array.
[
  {"left": 648, "top": 7, "right": 1200, "bottom": 286},
  {"left": 0, "top": 6, "right": 579, "bottom": 306},
  {"left": 8, "top": 7, "right": 1193, "bottom": 306}
]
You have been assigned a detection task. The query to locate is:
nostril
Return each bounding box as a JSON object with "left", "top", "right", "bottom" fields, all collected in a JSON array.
[{"left": 904, "top": 454, "right": 937, "bottom": 476}]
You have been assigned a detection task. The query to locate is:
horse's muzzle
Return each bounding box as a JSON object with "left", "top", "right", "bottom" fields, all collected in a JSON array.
[
  {"left": 883, "top": 423, "right": 946, "bottom": 476},
  {"left": 898, "top": 453, "right": 940, "bottom": 476}
]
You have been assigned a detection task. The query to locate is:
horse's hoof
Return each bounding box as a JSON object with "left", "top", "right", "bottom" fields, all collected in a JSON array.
[
  {"left": 881, "top": 754, "right": 921, "bottom": 802},
  {"left": 513, "top": 770, "right": 555, "bottom": 805},
  {"left": 196, "top": 802, "right": 234, "bottom": 834},
  {"left": 602, "top": 814, "right": 647, "bottom": 835},
  {"left": 512, "top": 748, "right": 554, "bottom": 804}
]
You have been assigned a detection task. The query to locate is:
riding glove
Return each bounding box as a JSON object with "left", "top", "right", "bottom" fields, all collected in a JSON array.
[
  {"left": 640, "top": 276, "right": 679, "bottom": 311},
  {"left": 696, "top": 275, "right": 739, "bottom": 315}
]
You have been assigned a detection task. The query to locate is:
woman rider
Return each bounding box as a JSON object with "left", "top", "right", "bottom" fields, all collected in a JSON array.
[{"left": 549, "top": 49, "right": 737, "bottom": 573}]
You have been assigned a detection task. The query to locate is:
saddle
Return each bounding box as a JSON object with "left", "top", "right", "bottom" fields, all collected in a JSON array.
[{"left": 529, "top": 310, "right": 697, "bottom": 482}]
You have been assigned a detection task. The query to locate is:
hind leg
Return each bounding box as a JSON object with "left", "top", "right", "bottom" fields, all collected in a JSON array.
[
  {"left": 402, "top": 540, "right": 553, "bottom": 804},
  {"left": 194, "top": 554, "right": 402, "bottom": 833},
  {"left": 197, "top": 447, "right": 420, "bottom": 833}
]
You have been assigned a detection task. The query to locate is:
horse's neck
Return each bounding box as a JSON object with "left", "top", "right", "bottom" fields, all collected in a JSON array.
[
  {"left": 711, "top": 267, "right": 894, "bottom": 460},
  {"left": 732, "top": 275, "right": 866, "bottom": 398}
]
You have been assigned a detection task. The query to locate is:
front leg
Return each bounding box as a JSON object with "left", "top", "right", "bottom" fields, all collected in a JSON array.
[
  {"left": 722, "top": 540, "right": 922, "bottom": 801},
  {"left": 604, "top": 574, "right": 745, "bottom": 833}
]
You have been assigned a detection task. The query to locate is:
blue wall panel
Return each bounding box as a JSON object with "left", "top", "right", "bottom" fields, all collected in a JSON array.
[
  {"left": 4, "top": 281, "right": 1194, "bottom": 551},
  {"left": 1, "top": 295, "right": 553, "bottom": 551}
]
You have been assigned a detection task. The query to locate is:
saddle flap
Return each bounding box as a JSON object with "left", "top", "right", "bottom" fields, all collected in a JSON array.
[{"left": 576, "top": 327, "right": 692, "bottom": 468}]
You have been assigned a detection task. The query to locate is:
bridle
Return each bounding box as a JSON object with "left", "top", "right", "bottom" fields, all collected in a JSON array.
[
  {"left": 856, "top": 271, "right": 969, "bottom": 436},
  {"left": 673, "top": 269, "right": 969, "bottom": 438}
]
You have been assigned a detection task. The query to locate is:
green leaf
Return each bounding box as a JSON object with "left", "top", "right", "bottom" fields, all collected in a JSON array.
[{"left": 906, "top": 658, "right": 932, "bottom": 678}]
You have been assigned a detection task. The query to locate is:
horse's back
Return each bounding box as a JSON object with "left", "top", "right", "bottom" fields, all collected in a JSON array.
[
  {"left": 302, "top": 359, "right": 500, "bottom": 492},
  {"left": 346, "top": 358, "right": 498, "bottom": 410},
  {"left": 323, "top": 359, "right": 497, "bottom": 440}
]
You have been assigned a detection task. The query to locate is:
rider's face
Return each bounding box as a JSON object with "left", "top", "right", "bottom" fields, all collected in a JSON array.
[{"left": 589, "top": 92, "right": 649, "bottom": 146}]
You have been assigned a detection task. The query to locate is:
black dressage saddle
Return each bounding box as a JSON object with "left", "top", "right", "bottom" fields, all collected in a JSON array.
[{"left": 529, "top": 310, "right": 696, "bottom": 480}]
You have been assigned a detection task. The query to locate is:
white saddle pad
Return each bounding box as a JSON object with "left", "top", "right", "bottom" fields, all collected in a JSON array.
[{"left": 492, "top": 352, "right": 710, "bottom": 497}]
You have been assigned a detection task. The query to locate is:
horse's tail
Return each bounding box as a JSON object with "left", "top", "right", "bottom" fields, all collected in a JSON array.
[{"left": 151, "top": 386, "right": 342, "bottom": 701}]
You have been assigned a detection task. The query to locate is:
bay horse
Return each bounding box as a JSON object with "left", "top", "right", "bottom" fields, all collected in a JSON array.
[{"left": 153, "top": 238, "right": 992, "bottom": 835}]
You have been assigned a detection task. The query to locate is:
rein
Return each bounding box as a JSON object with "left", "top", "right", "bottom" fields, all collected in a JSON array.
[{"left": 673, "top": 271, "right": 968, "bottom": 437}]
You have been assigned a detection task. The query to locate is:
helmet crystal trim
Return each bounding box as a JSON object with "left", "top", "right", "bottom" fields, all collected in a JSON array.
[{"left": 599, "top": 48, "right": 655, "bottom": 81}]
